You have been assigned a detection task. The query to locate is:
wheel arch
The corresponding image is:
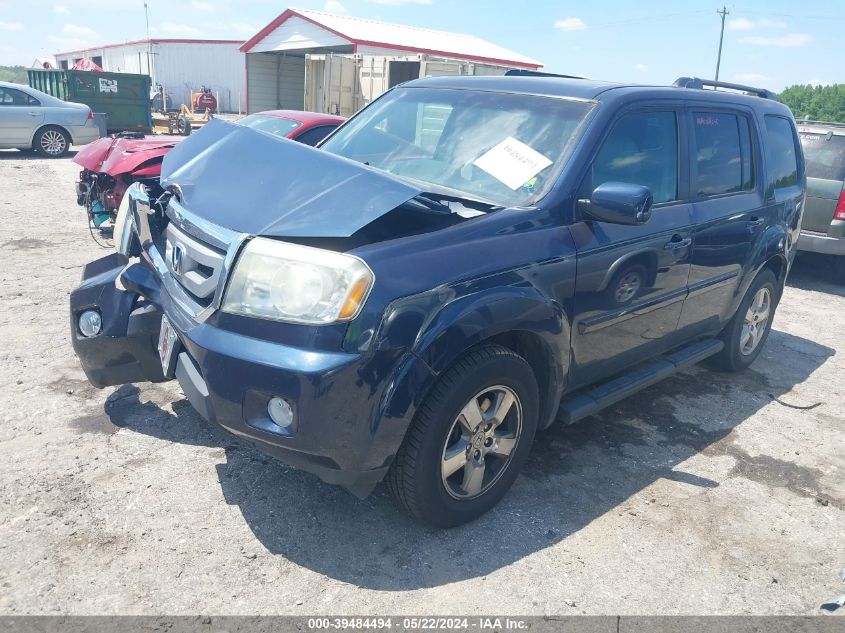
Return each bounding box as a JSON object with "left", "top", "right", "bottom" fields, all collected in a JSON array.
[{"left": 32, "top": 123, "right": 73, "bottom": 147}]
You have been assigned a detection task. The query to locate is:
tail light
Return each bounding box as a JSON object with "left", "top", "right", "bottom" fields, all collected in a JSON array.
[
  {"left": 835, "top": 189, "right": 845, "bottom": 221},
  {"left": 87, "top": 110, "right": 94, "bottom": 120}
]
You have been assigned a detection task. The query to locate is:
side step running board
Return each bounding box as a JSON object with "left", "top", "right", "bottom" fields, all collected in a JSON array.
[{"left": 556, "top": 338, "right": 724, "bottom": 425}]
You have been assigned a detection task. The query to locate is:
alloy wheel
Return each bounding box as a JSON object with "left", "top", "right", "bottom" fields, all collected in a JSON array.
[
  {"left": 440, "top": 385, "right": 522, "bottom": 500},
  {"left": 40, "top": 130, "right": 67, "bottom": 156},
  {"left": 740, "top": 287, "right": 771, "bottom": 355}
]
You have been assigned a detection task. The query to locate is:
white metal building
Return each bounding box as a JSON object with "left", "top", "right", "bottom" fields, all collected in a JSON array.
[
  {"left": 240, "top": 8, "right": 543, "bottom": 116},
  {"left": 53, "top": 39, "right": 245, "bottom": 112}
]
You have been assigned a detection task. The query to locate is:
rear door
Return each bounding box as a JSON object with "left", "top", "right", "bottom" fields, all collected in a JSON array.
[
  {"left": 677, "top": 107, "right": 766, "bottom": 334},
  {"left": 0, "top": 87, "right": 43, "bottom": 145},
  {"left": 569, "top": 107, "right": 694, "bottom": 387},
  {"left": 798, "top": 127, "right": 845, "bottom": 233}
]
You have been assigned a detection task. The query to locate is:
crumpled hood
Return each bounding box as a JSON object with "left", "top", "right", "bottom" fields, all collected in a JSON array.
[
  {"left": 160, "top": 118, "right": 423, "bottom": 238},
  {"left": 74, "top": 135, "right": 181, "bottom": 175}
]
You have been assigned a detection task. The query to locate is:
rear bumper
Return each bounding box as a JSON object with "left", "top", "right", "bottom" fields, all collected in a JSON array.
[
  {"left": 69, "top": 254, "right": 425, "bottom": 497},
  {"left": 797, "top": 230, "right": 845, "bottom": 255},
  {"left": 70, "top": 123, "right": 102, "bottom": 146}
]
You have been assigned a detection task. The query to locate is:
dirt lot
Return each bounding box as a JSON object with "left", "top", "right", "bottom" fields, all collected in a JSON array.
[{"left": 0, "top": 150, "right": 843, "bottom": 616}]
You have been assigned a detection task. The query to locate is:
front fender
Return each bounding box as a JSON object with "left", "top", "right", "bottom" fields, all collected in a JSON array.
[{"left": 374, "top": 283, "right": 570, "bottom": 432}]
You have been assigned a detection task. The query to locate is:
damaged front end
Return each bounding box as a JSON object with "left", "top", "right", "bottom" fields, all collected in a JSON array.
[{"left": 68, "top": 119, "right": 497, "bottom": 494}]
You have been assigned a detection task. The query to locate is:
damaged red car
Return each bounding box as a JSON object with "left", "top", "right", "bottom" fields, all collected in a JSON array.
[{"left": 73, "top": 110, "right": 345, "bottom": 228}]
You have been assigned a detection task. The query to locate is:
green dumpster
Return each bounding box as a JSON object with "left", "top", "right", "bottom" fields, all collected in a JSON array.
[{"left": 28, "top": 69, "right": 152, "bottom": 134}]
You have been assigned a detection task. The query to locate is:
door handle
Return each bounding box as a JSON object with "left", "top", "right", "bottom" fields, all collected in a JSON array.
[
  {"left": 664, "top": 236, "right": 692, "bottom": 250},
  {"left": 27, "top": 112, "right": 39, "bottom": 116},
  {"left": 747, "top": 217, "right": 765, "bottom": 230}
]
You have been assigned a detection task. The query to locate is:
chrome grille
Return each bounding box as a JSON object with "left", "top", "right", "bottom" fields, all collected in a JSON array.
[{"left": 165, "top": 222, "right": 226, "bottom": 303}]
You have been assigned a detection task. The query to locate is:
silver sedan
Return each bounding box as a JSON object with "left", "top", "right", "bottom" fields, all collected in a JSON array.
[{"left": 0, "top": 81, "right": 101, "bottom": 157}]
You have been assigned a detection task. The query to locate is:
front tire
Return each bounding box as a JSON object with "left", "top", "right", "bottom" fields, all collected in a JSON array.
[
  {"left": 386, "top": 344, "right": 538, "bottom": 528},
  {"left": 35, "top": 126, "right": 70, "bottom": 158},
  {"left": 711, "top": 268, "right": 778, "bottom": 372}
]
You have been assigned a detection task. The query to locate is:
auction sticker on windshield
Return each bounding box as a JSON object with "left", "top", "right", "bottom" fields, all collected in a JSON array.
[{"left": 473, "top": 136, "right": 553, "bottom": 190}]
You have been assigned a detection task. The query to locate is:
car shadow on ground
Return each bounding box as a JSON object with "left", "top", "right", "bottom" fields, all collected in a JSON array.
[
  {"left": 0, "top": 149, "right": 78, "bottom": 160},
  {"left": 95, "top": 327, "right": 834, "bottom": 591},
  {"left": 788, "top": 252, "right": 845, "bottom": 297}
]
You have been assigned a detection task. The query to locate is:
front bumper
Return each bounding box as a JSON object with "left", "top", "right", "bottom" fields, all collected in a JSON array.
[
  {"left": 70, "top": 253, "right": 425, "bottom": 497},
  {"left": 797, "top": 229, "right": 845, "bottom": 256}
]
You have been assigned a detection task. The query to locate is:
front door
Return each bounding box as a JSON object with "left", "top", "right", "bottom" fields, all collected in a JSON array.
[{"left": 569, "top": 108, "right": 693, "bottom": 388}]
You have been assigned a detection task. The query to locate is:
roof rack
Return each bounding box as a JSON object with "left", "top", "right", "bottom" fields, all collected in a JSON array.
[
  {"left": 505, "top": 69, "right": 586, "bottom": 80},
  {"left": 673, "top": 76, "right": 776, "bottom": 101}
]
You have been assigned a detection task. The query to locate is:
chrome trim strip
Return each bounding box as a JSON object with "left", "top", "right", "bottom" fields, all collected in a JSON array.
[{"left": 166, "top": 198, "right": 239, "bottom": 251}]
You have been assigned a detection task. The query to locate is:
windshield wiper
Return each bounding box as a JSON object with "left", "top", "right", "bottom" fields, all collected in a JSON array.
[{"left": 416, "top": 191, "right": 503, "bottom": 213}]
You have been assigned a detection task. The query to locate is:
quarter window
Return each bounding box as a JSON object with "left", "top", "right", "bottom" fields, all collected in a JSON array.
[
  {"left": 765, "top": 115, "right": 800, "bottom": 191},
  {"left": 693, "top": 112, "right": 755, "bottom": 197},
  {"left": 590, "top": 111, "right": 679, "bottom": 204}
]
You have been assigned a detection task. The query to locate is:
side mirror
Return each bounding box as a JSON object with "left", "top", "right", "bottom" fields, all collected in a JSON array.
[{"left": 578, "top": 182, "right": 654, "bottom": 225}]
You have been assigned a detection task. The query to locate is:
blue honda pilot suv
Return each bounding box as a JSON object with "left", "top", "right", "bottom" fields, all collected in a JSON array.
[{"left": 70, "top": 75, "right": 805, "bottom": 527}]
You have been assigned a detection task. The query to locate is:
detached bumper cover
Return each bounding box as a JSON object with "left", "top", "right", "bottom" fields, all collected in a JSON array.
[{"left": 69, "top": 254, "right": 429, "bottom": 496}]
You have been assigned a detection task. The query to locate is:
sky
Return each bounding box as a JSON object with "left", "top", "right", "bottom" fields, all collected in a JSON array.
[{"left": 0, "top": 0, "right": 840, "bottom": 91}]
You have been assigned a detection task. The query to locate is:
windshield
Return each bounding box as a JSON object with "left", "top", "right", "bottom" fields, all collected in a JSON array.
[
  {"left": 237, "top": 114, "right": 301, "bottom": 139},
  {"left": 320, "top": 87, "right": 595, "bottom": 207},
  {"left": 800, "top": 131, "right": 845, "bottom": 181}
]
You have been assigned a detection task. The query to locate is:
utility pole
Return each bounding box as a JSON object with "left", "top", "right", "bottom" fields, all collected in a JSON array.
[
  {"left": 144, "top": 1, "right": 153, "bottom": 81},
  {"left": 715, "top": 5, "right": 729, "bottom": 81}
]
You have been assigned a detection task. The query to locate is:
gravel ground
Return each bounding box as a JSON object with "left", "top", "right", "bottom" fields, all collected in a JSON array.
[{"left": 0, "top": 150, "right": 843, "bottom": 616}]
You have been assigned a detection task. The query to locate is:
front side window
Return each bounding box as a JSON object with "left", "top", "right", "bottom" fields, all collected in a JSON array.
[
  {"left": 765, "top": 115, "right": 800, "bottom": 191},
  {"left": 588, "top": 111, "right": 679, "bottom": 204},
  {"left": 321, "top": 87, "right": 595, "bottom": 207},
  {"left": 693, "top": 111, "right": 755, "bottom": 196}
]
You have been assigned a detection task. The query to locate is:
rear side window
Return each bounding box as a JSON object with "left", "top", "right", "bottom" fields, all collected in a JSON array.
[
  {"left": 590, "top": 111, "right": 679, "bottom": 204},
  {"left": 293, "top": 124, "right": 339, "bottom": 147},
  {"left": 693, "top": 112, "right": 755, "bottom": 196},
  {"left": 764, "top": 116, "right": 800, "bottom": 191},
  {"left": 800, "top": 132, "right": 845, "bottom": 181},
  {"left": 0, "top": 88, "right": 39, "bottom": 106}
]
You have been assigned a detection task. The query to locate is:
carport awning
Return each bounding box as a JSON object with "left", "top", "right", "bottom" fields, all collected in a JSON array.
[{"left": 241, "top": 7, "right": 542, "bottom": 69}]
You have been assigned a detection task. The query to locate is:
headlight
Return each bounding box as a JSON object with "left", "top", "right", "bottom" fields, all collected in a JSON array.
[
  {"left": 114, "top": 191, "right": 135, "bottom": 256},
  {"left": 221, "top": 238, "right": 374, "bottom": 325}
]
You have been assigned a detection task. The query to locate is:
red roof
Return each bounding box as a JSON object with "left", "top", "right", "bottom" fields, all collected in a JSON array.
[{"left": 241, "top": 8, "right": 542, "bottom": 70}]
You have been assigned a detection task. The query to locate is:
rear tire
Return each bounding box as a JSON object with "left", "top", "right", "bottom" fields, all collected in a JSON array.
[
  {"left": 34, "top": 126, "right": 70, "bottom": 158},
  {"left": 711, "top": 268, "right": 778, "bottom": 372},
  {"left": 833, "top": 256, "right": 845, "bottom": 285},
  {"left": 385, "top": 344, "right": 538, "bottom": 528}
]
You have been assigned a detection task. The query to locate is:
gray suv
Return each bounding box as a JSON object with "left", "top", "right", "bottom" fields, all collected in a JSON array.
[{"left": 797, "top": 121, "right": 845, "bottom": 280}]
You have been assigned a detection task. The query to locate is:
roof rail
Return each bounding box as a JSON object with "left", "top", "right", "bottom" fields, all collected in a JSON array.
[
  {"left": 673, "top": 76, "right": 777, "bottom": 100},
  {"left": 798, "top": 118, "right": 845, "bottom": 128},
  {"left": 505, "top": 69, "right": 586, "bottom": 80}
]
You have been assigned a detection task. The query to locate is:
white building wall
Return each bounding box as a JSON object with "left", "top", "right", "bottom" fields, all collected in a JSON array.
[
  {"left": 152, "top": 42, "right": 243, "bottom": 113},
  {"left": 55, "top": 41, "right": 245, "bottom": 112}
]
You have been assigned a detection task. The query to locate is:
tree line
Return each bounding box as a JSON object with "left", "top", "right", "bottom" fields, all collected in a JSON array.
[{"left": 778, "top": 84, "right": 845, "bottom": 123}]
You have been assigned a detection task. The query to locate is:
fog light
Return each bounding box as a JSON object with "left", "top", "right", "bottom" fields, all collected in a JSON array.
[
  {"left": 267, "top": 397, "right": 294, "bottom": 428},
  {"left": 78, "top": 310, "right": 102, "bottom": 337}
]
